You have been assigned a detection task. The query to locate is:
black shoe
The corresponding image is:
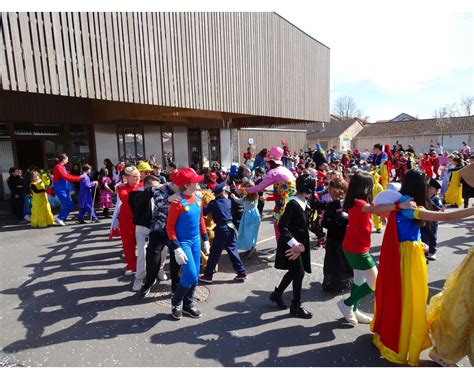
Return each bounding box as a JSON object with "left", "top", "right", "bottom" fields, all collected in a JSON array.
[
  {"left": 139, "top": 279, "right": 157, "bottom": 298},
  {"left": 182, "top": 304, "right": 202, "bottom": 318},
  {"left": 269, "top": 288, "right": 287, "bottom": 309},
  {"left": 171, "top": 303, "right": 182, "bottom": 319},
  {"left": 290, "top": 301, "right": 313, "bottom": 319}
]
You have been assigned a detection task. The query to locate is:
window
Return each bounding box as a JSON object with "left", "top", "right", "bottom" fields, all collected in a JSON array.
[
  {"left": 117, "top": 127, "right": 145, "bottom": 164},
  {"left": 161, "top": 127, "right": 174, "bottom": 167},
  {"left": 70, "top": 125, "right": 93, "bottom": 166},
  {"left": 209, "top": 129, "right": 220, "bottom": 165}
]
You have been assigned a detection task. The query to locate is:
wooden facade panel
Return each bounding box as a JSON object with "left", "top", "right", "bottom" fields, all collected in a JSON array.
[{"left": 0, "top": 12, "right": 330, "bottom": 122}]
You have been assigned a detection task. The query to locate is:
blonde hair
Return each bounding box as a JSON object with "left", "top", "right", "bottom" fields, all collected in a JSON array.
[
  {"left": 123, "top": 166, "right": 139, "bottom": 176},
  {"left": 329, "top": 177, "right": 348, "bottom": 200}
]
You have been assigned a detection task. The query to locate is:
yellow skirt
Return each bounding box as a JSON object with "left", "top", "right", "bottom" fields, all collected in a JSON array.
[
  {"left": 444, "top": 171, "right": 463, "bottom": 207},
  {"left": 428, "top": 248, "right": 474, "bottom": 365},
  {"left": 372, "top": 240, "right": 432, "bottom": 366},
  {"left": 31, "top": 192, "right": 55, "bottom": 227}
]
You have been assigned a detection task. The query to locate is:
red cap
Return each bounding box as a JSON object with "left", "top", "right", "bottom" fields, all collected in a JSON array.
[
  {"left": 209, "top": 172, "right": 218, "bottom": 179},
  {"left": 171, "top": 168, "right": 204, "bottom": 186}
]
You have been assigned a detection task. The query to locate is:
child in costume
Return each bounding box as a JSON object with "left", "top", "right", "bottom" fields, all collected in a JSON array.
[
  {"left": 371, "top": 169, "right": 474, "bottom": 366},
  {"left": 167, "top": 168, "right": 210, "bottom": 319},
  {"left": 337, "top": 172, "right": 415, "bottom": 326},
  {"left": 98, "top": 168, "right": 114, "bottom": 218},
  {"left": 245, "top": 146, "right": 296, "bottom": 241},
  {"left": 129, "top": 175, "right": 161, "bottom": 292},
  {"left": 30, "top": 168, "right": 55, "bottom": 228},
  {"left": 140, "top": 181, "right": 179, "bottom": 297},
  {"left": 319, "top": 178, "right": 353, "bottom": 292},
  {"left": 199, "top": 189, "right": 216, "bottom": 271},
  {"left": 371, "top": 171, "right": 384, "bottom": 233},
  {"left": 444, "top": 157, "right": 464, "bottom": 207},
  {"left": 199, "top": 182, "right": 248, "bottom": 283},
  {"left": 427, "top": 247, "right": 473, "bottom": 367},
  {"left": 77, "top": 164, "right": 99, "bottom": 223},
  {"left": 269, "top": 174, "right": 316, "bottom": 319},
  {"left": 420, "top": 178, "right": 443, "bottom": 261},
  {"left": 53, "top": 154, "right": 84, "bottom": 225},
  {"left": 233, "top": 180, "right": 261, "bottom": 258},
  {"left": 116, "top": 166, "right": 143, "bottom": 275},
  {"left": 254, "top": 167, "right": 266, "bottom": 217}
]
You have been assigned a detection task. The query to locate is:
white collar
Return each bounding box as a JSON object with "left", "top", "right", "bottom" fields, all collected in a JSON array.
[{"left": 290, "top": 196, "right": 307, "bottom": 211}]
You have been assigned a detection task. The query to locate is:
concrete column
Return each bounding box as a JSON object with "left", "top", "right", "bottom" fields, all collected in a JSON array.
[
  {"left": 220, "top": 128, "right": 232, "bottom": 169},
  {"left": 143, "top": 124, "right": 163, "bottom": 164},
  {"left": 172, "top": 126, "right": 189, "bottom": 167},
  {"left": 93, "top": 123, "right": 118, "bottom": 168}
]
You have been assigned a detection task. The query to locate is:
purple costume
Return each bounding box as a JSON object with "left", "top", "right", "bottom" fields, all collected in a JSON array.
[{"left": 77, "top": 175, "right": 97, "bottom": 221}]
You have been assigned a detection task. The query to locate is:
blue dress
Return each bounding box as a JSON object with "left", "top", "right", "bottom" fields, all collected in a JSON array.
[{"left": 237, "top": 199, "right": 261, "bottom": 251}]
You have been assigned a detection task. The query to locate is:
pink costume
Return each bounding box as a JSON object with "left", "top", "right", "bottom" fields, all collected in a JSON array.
[{"left": 246, "top": 165, "right": 296, "bottom": 240}]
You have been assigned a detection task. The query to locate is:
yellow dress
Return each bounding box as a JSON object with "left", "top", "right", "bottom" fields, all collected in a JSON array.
[
  {"left": 444, "top": 170, "right": 463, "bottom": 207},
  {"left": 371, "top": 172, "right": 383, "bottom": 230},
  {"left": 428, "top": 248, "right": 474, "bottom": 365},
  {"left": 30, "top": 179, "right": 55, "bottom": 227},
  {"left": 372, "top": 206, "right": 432, "bottom": 366}
]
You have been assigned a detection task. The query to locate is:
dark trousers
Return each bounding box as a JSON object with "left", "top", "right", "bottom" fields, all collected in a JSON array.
[
  {"left": 322, "top": 238, "right": 353, "bottom": 291},
  {"left": 257, "top": 200, "right": 265, "bottom": 217},
  {"left": 421, "top": 222, "right": 438, "bottom": 255},
  {"left": 276, "top": 256, "right": 305, "bottom": 303},
  {"left": 10, "top": 194, "right": 24, "bottom": 219},
  {"left": 204, "top": 227, "right": 246, "bottom": 277},
  {"left": 144, "top": 230, "right": 180, "bottom": 291}
]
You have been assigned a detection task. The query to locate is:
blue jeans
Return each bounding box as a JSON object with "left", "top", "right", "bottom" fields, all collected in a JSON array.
[{"left": 177, "top": 236, "right": 201, "bottom": 288}]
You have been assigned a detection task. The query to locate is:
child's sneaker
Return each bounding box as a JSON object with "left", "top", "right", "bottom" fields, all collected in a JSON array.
[
  {"left": 337, "top": 299, "right": 358, "bottom": 325},
  {"left": 198, "top": 274, "right": 213, "bottom": 284},
  {"left": 354, "top": 310, "right": 372, "bottom": 324},
  {"left": 182, "top": 304, "right": 202, "bottom": 318},
  {"left": 234, "top": 272, "right": 248, "bottom": 281},
  {"left": 132, "top": 278, "right": 143, "bottom": 292},
  {"left": 158, "top": 270, "right": 168, "bottom": 281},
  {"left": 55, "top": 217, "right": 65, "bottom": 226},
  {"left": 171, "top": 303, "right": 182, "bottom": 320}
]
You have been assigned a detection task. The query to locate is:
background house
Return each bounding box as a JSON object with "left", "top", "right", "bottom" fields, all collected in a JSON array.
[
  {"left": 352, "top": 115, "right": 474, "bottom": 152},
  {"left": 306, "top": 119, "right": 364, "bottom": 152}
]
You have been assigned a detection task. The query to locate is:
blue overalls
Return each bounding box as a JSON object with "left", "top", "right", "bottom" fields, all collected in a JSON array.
[
  {"left": 53, "top": 179, "right": 74, "bottom": 221},
  {"left": 171, "top": 194, "right": 202, "bottom": 306}
]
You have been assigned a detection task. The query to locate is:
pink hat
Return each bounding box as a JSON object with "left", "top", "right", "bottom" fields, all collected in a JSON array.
[{"left": 264, "top": 146, "right": 283, "bottom": 165}]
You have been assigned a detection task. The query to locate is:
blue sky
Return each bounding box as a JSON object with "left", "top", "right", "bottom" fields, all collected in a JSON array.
[{"left": 278, "top": 1, "right": 474, "bottom": 121}]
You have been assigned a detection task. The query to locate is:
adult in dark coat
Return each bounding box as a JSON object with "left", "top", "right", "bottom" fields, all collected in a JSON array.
[
  {"left": 312, "top": 144, "right": 327, "bottom": 168},
  {"left": 270, "top": 174, "right": 315, "bottom": 319}
]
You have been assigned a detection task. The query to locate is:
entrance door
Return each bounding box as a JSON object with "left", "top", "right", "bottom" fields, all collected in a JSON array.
[
  {"left": 16, "top": 139, "right": 44, "bottom": 170},
  {"left": 188, "top": 128, "right": 202, "bottom": 172}
]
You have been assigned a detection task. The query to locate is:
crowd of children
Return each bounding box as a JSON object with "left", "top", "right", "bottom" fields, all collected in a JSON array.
[{"left": 5, "top": 141, "right": 474, "bottom": 366}]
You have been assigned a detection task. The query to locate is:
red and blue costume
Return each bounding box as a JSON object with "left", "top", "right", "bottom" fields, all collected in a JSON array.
[{"left": 53, "top": 163, "right": 81, "bottom": 222}]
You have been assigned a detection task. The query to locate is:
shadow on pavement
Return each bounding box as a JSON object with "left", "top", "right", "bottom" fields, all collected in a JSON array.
[{"left": 1, "top": 223, "right": 164, "bottom": 353}]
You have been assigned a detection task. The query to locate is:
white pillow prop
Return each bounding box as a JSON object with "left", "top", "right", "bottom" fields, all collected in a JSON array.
[
  {"left": 387, "top": 182, "right": 401, "bottom": 191},
  {"left": 373, "top": 189, "right": 402, "bottom": 205}
]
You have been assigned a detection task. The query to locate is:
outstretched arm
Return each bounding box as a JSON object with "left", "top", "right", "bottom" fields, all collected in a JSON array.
[
  {"left": 418, "top": 207, "right": 474, "bottom": 222},
  {"left": 362, "top": 199, "right": 416, "bottom": 215}
]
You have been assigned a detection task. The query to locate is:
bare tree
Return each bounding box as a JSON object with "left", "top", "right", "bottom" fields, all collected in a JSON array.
[
  {"left": 432, "top": 103, "right": 459, "bottom": 118},
  {"left": 332, "top": 96, "right": 365, "bottom": 120},
  {"left": 460, "top": 96, "right": 474, "bottom": 116}
]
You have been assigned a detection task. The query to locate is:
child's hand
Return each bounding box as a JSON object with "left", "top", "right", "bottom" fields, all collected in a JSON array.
[
  {"left": 400, "top": 199, "right": 417, "bottom": 210},
  {"left": 167, "top": 193, "right": 181, "bottom": 203}
]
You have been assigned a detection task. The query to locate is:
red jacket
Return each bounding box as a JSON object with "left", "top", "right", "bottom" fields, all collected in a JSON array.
[{"left": 53, "top": 163, "right": 81, "bottom": 183}]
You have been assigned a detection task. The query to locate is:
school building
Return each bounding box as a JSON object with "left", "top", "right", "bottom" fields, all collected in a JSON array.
[{"left": 0, "top": 12, "right": 330, "bottom": 198}]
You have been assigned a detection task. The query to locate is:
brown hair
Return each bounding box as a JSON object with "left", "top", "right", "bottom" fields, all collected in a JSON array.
[
  {"left": 57, "top": 153, "right": 68, "bottom": 162},
  {"left": 329, "top": 177, "right": 348, "bottom": 200},
  {"left": 82, "top": 164, "right": 92, "bottom": 171},
  {"left": 241, "top": 180, "right": 258, "bottom": 202}
]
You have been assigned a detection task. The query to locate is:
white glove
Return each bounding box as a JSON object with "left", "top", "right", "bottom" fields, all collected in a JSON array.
[
  {"left": 174, "top": 248, "right": 188, "bottom": 265},
  {"left": 204, "top": 241, "right": 211, "bottom": 255}
]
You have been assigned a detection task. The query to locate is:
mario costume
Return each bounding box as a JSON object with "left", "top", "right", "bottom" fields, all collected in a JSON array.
[
  {"left": 53, "top": 162, "right": 82, "bottom": 223},
  {"left": 166, "top": 168, "right": 209, "bottom": 319},
  {"left": 199, "top": 182, "right": 247, "bottom": 283}
]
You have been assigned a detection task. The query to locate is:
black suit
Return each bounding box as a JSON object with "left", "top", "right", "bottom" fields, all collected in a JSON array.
[{"left": 274, "top": 199, "right": 311, "bottom": 303}]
